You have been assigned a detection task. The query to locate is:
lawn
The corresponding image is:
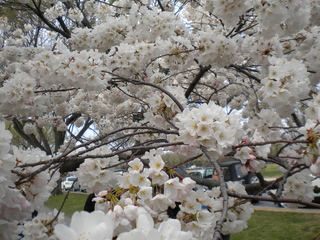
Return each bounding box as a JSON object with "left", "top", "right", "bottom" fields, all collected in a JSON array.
[
  {"left": 260, "top": 163, "right": 283, "bottom": 179},
  {"left": 45, "top": 192, "right": 320, "bottom": 240},
  {"left": 232, "top": 210, "right": 320, "bottom": 240},
  {"left": 44, "top": 192, "right": 89, "bottom": 217}
]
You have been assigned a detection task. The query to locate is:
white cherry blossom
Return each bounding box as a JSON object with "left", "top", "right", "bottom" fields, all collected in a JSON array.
[{"left": 54, "top": 211, "right": 114, "bottom": 240}]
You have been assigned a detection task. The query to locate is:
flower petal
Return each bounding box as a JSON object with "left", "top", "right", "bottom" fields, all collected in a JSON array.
[{"left": 54, "top": 223, "right": 78, "bottom": 240}]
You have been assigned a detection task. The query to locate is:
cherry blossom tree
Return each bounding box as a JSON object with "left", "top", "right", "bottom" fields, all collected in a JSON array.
[{"left": 1, "top": 0, "right": 320, "bottom": 239}]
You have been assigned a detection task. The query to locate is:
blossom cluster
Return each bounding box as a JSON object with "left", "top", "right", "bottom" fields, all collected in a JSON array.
[
  {"left": 240, "top": 36, "right": 283, "bottom": 67},
  {"left": 69, "top": 21, "right": 128, "bottom": 52},
  {"left": 82, "top": 150, "right": 201, "bottom": 236},
  {"left": 197, "top": 31, "right": 238, "bottom": 67},
  {"left": 116, "top": 207, "right": 193, "bottom": 240},
  {"left": 305, "top": 34, "right": 320, "bottom": 85},
  {"left": 76, "top": 146, "right": 120, "bottom": 194},
  {"left": 246, "top": 0, "right": 311, "bottom": 38},
  {"left": 144, "top": 86, "right": 187, "bottom": 129},
  {"left": 44, "top": 2, "right": 65, "bottom": 21},
  {"left": 0, "top": 16, "right": 10, "bottom": 31},
  {"left": 0, "top": 72, "right": 47, "bottom": 117},
  {"left": 282, "top": 169, "right": 315, "bottom": 208},
  {"left": 0, "top": 122, "right": 32, "bottom": 238},
  {"left": 260, "top": 57, "right": 310, "bottom": 117},
  {"left": 0, "top": 122, "right": 60, "bottom": 239},
  {"left": 69, "top": 5, "right": 189, "bottom": 53},
  {"left": 298, "top": 119, "right": 320, "bottom": 176},
  {"left": 70, "top": 150, "right": 254, "bottom": 239},
  {"left": 13, "top": 147, "right": 60, "bottom": 211},
  {"left": 22, "top": 209, "right": 65, "bottom": 240},
  {"left": 28, "top": 48, "right": 107, "bottom": 91},
  {"left": 53, "top": 208, "right": 192, "bottom": 240},
  {"left": 245, "top": 109, "right": 282, "bottom": 141},
  {"left": 205, "top": 0, "right": 248, "bottom": 28},
  {"left": 221, "top": 182, "right": 255, "bottom": 235},
  {"left": 234, "top": 131, "right": 270, "bottom": 174},
  {"left": 0, "top": 47, "right": 111, "bottom": 119},
  {"left": 174, "top": 101, "right": 242, "bottom": 158}
]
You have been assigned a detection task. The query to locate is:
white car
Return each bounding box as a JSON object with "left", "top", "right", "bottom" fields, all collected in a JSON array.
[{"left": 61, "top": 176, "right": 81, "bottom": 191}]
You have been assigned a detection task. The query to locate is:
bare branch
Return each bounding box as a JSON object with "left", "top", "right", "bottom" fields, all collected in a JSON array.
[
  {"left": 185, "top": 65, "right": 211, "bottom": 98},
  {"left": 228, "top": 190, "right": 320, "bottom": 208},
  {"left": 229, "top": 64, "right": 261, "bottom": 83}
]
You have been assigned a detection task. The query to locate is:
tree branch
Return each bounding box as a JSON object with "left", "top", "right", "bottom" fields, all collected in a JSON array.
[
  {"left": 291, "top": 112, "right": 303, "bottom": 127},
  {"left": 228, "top": 190, "right": 320, "bottom": 208},
  {"left": 12, "top": 118, "right": 49, "bottom": 154},
  {"left": 201, "top": 146, "right": 229, "bottom": 240},
  {"left": 36, "top": 126, "right": 52, "bottom": 155},
  {"left": 25, "top": 1, "right": 71, "bottom": 38},
  {"left": 107, "top": 73, "right": 185, "bottom": 112},
  {"left": 229, "top": 64, "right": 261, "bottom": 83},
  {"left": 185, "top": 65, "right": 211, "bottom": 98}
]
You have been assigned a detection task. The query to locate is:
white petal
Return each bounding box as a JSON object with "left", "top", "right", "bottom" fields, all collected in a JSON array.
[
  {"left": 118, "top": 229, "right": 147, "bottom": 240},
  {"left": 158, "top": 219, "right": 181, "bottom": 236},
  {"left": 91, "top": 222, "right": 110, "bottom": 240},
  {"left": 70, "top": 211, "right": 88, "bottom": 233},
  {"left": 54, "top": 224, "right": 78, "bottom": 240},
  {"left": 137, "top": 213, "right": 154, "bottom": 231}
]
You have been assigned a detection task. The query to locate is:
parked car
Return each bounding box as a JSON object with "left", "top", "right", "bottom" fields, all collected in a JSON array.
[
  {"left": 61, "top": 176, "right": 81, "bottom": 191},
  {"left": 188, "top": 169, "right": 205, "bottom": 178},
  {"left": 203, "top": 160, "right": 259, "bottom": 184}
]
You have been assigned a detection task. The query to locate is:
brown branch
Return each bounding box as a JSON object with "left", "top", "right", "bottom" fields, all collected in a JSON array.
[
  {"left": 76, "top": 118, "right": 94, "bottom": 139},
  {"left": 144, "top": 49, "right": 197, "bottom": 71},
  {"left": 106, "top": 73, "right": 185, "bottom": 112},
  {"left": 17, "top": 126, "right": 178, "bottom": 169},
  {"left": 46, "top": 185, "right": 74, "bottom": 226},
  {"left": 14, "top": 130, "right": 183, "bottom": 182},
  {"left": 56, "top": 16, "right": 71, "bottom": 38},
  {"left": 36, "top": 126, "right": 52, "bottom": 155},
  {"left": 233, "top": 139, "right": 310, "bottom": 149},
  {"left": 25, "top": 1, "right": 71, "bottom": 38},
  {"left": 185, "top": 65, "right": 211, "bottom": 98},
  {"left": 157, "top": 0, "right": 165, "bottom": 11},
  {"left": 12, "top": 118, "right": 49, "bottom": 154},
  {"left": 227, "top": 190, "right": 320, "bottom": 208},
  {"left": 67, "top": 142, "right": 185, "bottom": 162},
  {"left": 291, "top": 112, "right": 303, "bottom": 127},
  {"left": 34, "top": 88, "right": 76, "bottom": 93},
  {"left": 229, "top": 64, "right": 261, "bottom": 83},
  {"left": 53, "top": 127, "right": 66, "bottom": 154}
]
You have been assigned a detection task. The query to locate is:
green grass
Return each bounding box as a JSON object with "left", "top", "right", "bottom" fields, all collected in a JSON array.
[
  {"left": 44, "top": 192, "right": 89, "bottom": 217},
  {"left": 232, "top": 210, "right": 320, "bottom": 240},
  {"left": 260, "top": 163, "right": 283, "bottom": 179}
]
